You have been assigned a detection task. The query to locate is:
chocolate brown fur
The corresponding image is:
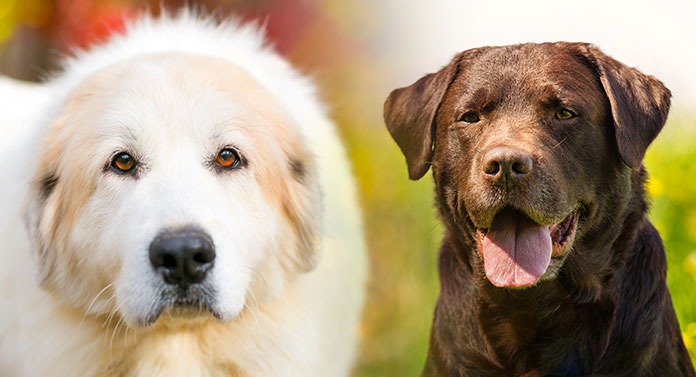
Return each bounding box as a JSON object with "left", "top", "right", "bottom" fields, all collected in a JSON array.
[{"left": 385, "top": 42, "right": 694, "bottom": 376}]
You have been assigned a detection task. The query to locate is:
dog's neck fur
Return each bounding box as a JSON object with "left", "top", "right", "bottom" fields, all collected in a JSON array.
[
  {"left": 42, "top": 283, "right": 317, "bottom": 377},
  {"left": 424, "top": 169, "right": 695, "bottom": 377}
]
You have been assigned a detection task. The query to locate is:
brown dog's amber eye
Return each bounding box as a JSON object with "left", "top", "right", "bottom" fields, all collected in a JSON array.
[
  {"left": 216, "top": 148, "right": 240, "bottom": 169},
  {"left": 461, "top": 112, "right": 480, "bottom": 123},
  {"left": 555, "top": 109, "right": 575, "bottom": 120},
  {"left": 111, "top": 152, "right": 135, "bottom": 172}
]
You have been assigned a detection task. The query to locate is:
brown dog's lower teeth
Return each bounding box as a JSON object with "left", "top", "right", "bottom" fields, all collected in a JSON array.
[{"left": 550, "top": 212, "right": 575, "bottom": 245}]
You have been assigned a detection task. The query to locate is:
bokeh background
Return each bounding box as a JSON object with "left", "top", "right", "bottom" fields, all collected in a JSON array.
[{"left": 1, "top": 0, "right": 694, "bottom": 375}]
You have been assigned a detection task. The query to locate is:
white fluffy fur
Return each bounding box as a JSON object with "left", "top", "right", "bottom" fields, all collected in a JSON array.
[{"left": 0, "top": 11, "right": 366, "bottom": 377}]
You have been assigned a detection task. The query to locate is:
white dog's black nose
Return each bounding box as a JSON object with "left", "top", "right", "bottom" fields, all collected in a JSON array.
[{"left": 149, "top": 228, "right": 215, "bottom": 286}]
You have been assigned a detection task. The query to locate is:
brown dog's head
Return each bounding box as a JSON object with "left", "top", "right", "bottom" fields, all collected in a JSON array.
[{"left": 385, "top": 42, "right": 670, "bottom": 288}]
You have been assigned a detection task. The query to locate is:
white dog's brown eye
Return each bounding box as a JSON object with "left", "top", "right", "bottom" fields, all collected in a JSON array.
[
  {"left": 555, "top": 108, "right": 576, "bottom": 120},
  {"left": 461, "top": 112, "right": 480, "bottom": 123},
  {"left": 111, "top": 152, "right": 135, "bottom": 172},
  {"left": 216, "top": 148, "right": 240, "bottom": 169}
]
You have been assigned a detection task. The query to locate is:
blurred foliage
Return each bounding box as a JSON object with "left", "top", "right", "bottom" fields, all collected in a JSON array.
[
  {"left": 1, "top": 0, "right": 695, "bottom": 375},
  {"left": 644, "top": 114, "right": 696, "bottom": 363},
  {"left": 339, "top": 105, "right": 443, "bottom": 377}
]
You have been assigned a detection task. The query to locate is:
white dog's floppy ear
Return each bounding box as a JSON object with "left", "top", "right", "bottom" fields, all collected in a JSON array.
[
  {"left": 281, "top": 153, "right": 322, "bottom": 273},
  {"left": 580, "top": 44, "right": 671, "bottom": 170},
  {"left": 23, "top": 165, "right": 61, "bottom": 287},
  {"left": 383, "top": 54, "right": 463, "bottom": 180},
  {"left": 22, "top": 115, "right": 95, "bottom": 289}
]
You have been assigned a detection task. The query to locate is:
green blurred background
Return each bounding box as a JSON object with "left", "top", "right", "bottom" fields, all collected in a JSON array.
[{"left": 1, "top": 0, "right": 694, "bottom": 375}]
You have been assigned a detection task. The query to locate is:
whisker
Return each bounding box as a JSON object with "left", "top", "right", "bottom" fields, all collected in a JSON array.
[
  {"left": 109, "top": 316, "right": 125, "bottom": 360},
  {"left": 79, "top": 283, "right": 115, "bottom": 328},
  {"left": 243, "top": 265, "right": 271, "bottom": 302},
  {"left": 241, "top": 266, "right": 265, "bottom": 331},
  {"left": 242, "top": 299, "right": 260, "bottom": 331},
  {"left": 551, "top": 137, "right": 568, "bottom": 150},
  {"left": 104, "top": 301, "right": 122, "bottom": 330}
]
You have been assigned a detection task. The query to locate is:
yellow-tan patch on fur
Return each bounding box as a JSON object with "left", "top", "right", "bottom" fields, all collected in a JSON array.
[{"left": 28, "top": 70, "right": 122, "bottom": 294}]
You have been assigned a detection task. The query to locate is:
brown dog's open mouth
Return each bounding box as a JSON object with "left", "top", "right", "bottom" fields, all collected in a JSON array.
[{"left": 476, "top": 208, "right": 579, "bottom": 288}]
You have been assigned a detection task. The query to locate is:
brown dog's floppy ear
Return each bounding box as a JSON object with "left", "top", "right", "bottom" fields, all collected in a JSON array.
[
  {"left": 384, "top": 56, "right": 461, "bottom": 180},
  {"left": 581, "top": 45, "right": 671, "bottom": 170}
]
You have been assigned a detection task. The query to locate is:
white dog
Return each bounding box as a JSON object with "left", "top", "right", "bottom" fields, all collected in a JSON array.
[{"left": 0, "top": 11, "right": 366, "bottom": 377}]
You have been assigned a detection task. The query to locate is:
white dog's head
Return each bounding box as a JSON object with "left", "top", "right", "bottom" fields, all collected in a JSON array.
[{"left": 24, "top": 52, "right": 321, "bottom": 327}]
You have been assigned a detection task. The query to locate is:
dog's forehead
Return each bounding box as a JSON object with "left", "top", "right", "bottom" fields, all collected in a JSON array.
[
  {"left": 454, "top": 43, "right": 602, "bottom": 104},
  {"left": 95, "top": 53, "right": 291, "bottom": 130},
  {"left": 53, "top": 53, "right": 299, "bottom": 152}
]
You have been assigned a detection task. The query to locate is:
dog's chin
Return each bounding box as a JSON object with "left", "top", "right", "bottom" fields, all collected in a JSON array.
[
  {"left": 128, "top": 285, "right": 229, "bottom": 328},
  {"left": 135, "top": 300, "right": 225, "bottom": 329},
  {"left": 472, "top": 206, "right": 580, "bottom": 288},
  {"left": 172, "top": 297, "right": 223, "bottom": 317},
  {"left": 162, "top": 301, "right": 223, "bottom": 325}
]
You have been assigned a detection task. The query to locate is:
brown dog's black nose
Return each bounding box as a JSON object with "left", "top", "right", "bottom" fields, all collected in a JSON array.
[
  {"left": 149, "top": 228, "right": 215, "bottom": 286},
  {"left": 482, "top": 147, "right": 533, "bottom": 190}
]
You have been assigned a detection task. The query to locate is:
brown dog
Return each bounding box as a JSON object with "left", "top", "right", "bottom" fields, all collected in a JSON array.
[{"left": 384, "top": 42, "right": 695, "bottom": 376}]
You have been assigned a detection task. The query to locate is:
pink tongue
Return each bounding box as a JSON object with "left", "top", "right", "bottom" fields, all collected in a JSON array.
[{"left": 480, "top": 210, "right": 552, "bottom": 287}]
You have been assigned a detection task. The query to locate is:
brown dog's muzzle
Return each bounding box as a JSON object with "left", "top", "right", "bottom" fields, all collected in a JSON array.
[{"left": 471, "top": 145, "right": 581, "bottom": 288}]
